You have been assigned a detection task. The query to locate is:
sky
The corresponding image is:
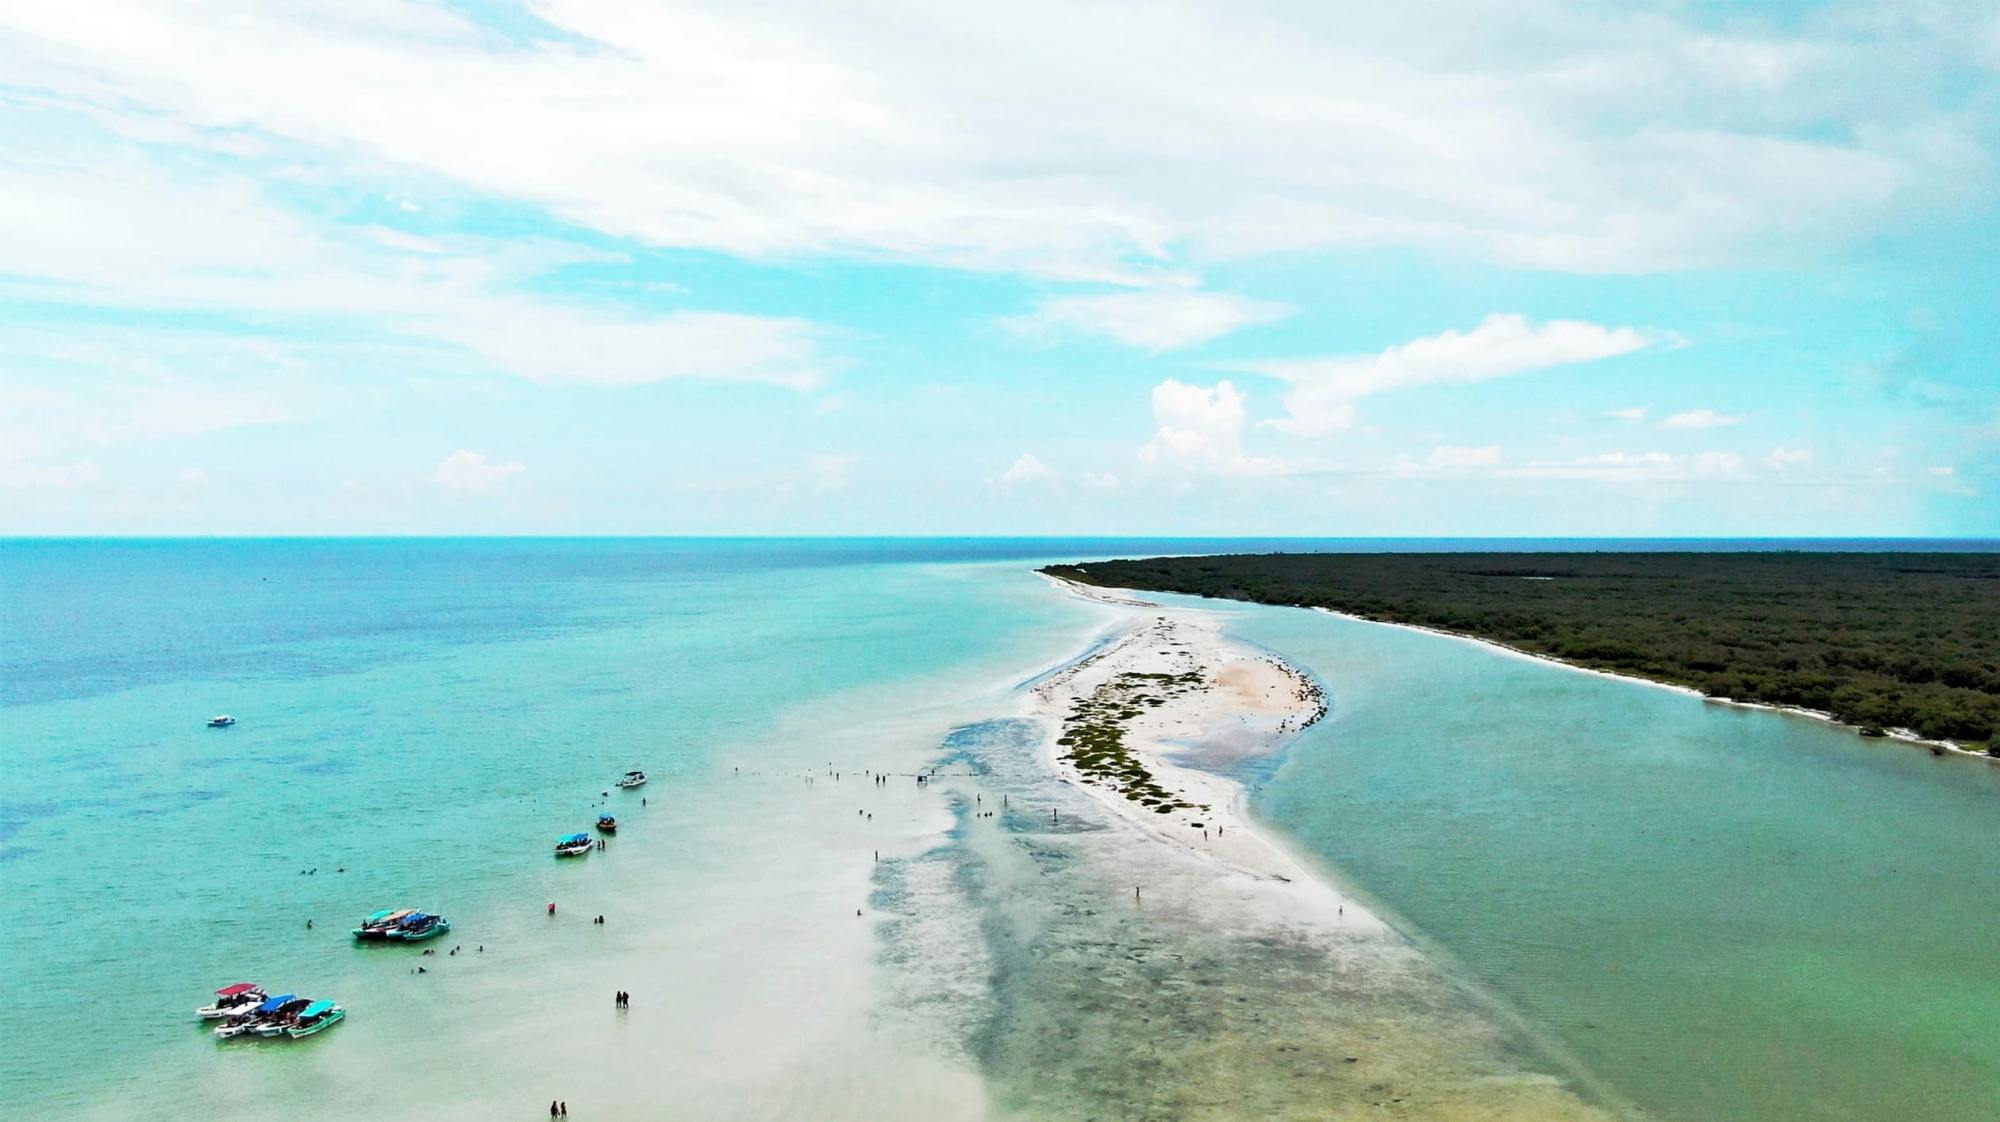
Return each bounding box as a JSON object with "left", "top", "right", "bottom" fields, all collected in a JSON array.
[{"left": 1, "top": 1, "right": 1997, "bottom": 536}]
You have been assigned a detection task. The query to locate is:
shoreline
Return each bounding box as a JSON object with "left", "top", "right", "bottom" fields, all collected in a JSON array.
[
  {"left": 1031, "top": 575, "right": 1387, "bottom": 929},
  {"left": 1304, "top": 606, "right": 2000, "bottom": 767}
]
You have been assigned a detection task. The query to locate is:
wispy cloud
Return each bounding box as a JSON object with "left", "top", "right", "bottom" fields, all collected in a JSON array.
[
  {"left": 1, "top": 0, "right": 1983, "bottom": 279},
  {"left": 1604, "top": 407, "right": 1648, "bottom": 422},
  {"left": 1233, "top": 314, "right": 1660, "bottom": 436},
  {"left": 432, "top": 450, "right": 524, "bottom": 493},
  {"left": 1662, "top": 408, "right": 1746, "bottom": 430},
  {"left": 1003, "top": 287, "right": 1291, "bottom": 351}
]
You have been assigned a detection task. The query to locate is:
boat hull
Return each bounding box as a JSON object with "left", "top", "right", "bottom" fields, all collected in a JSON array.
[{"left": 287, "top": 1009, "right": 345, "bottom": 1038}]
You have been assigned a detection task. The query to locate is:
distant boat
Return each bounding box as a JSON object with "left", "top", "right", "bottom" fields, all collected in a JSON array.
[
  {"left": 207, "top": 715, "right": 236, "bottom": 728},
  {"left": 196, "top": 983, "right": 265, "bottom": 1019},
  {"left": 215, "top": 994, "right": 296, "bottom": 1039},
  {"left": 617, "top": 769, "right": 647, "bottom": 789},
  {"left": 352, "top": 908, "right": 416, "bottom": 940},
  {"left": 596, "top": 814, "right": 617, "bottom": 834},
  {"left": 388, "top": 913, "right": 449, "bottom": 941},
  {"left": 285, "top": 1000, "right": 345, "bottom": 1038},
  {"left": 555, "top": 832, "right": 593, "bottom": 857},
  {"left": 252, "top": 996, "right": 315, "bottom": 1037}
]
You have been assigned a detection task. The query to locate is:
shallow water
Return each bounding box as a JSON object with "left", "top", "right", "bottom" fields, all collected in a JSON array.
[
  {"left": 9, "top": 540, "right": 1995, "bottom": 1121},
  {"left": 1225, "top": 598, "right": 2000, "bottom": 1122}
]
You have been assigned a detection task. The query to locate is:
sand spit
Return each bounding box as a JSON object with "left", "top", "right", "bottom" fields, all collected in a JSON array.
[{"left": 978, "top": 577, "right": 1628, "bottom": 1120}]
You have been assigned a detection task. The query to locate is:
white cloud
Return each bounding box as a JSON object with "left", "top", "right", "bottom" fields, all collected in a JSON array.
[
  {"left": 0, "top": 0, "right": 1983, "bottom": 281},
  {"left": 1, "top": 460, "right": 100, "bottom": 489},
  {"left": 1000, "top": 452, "right": 1058, "bottom": 485},
  {"left": 1513, "top": 450, "right": 1746, "bottom": 481},
  {"left": 1604, "top": 406, "right": 1648, "bottom": 422},
  {"left": 177, "top": 466, "right": 208, "bottom": 485},
  {"left": 1139, "top": 379, "right": 1288, "bottom": 476},
  {"left": 0, "top": 156, "right": 839, "bottom": 391},
  {"left": 431, "top": 450, "right": 524, "bottom": 493},
  {"left": 1082, "top": 471, "right": 1122, "bottom": 491},
  {"left": 1769, "top": 447, "right": 1813, "bottom": 468},
  {"left": 1004, "top": 287, "right": 1291, "bottom": 351},
  {"left": 1428, "top": 444, "right": 1503, "bottom": 469},
  {"left": 1662, "top": 408, "right": 1746, "bottom": 429},
  {"left": 1929, "top": 464, "right": 1958, "bottom": 476},
  {"left": 1236, "top": 314, "right": 1659, "bottom": 436}
]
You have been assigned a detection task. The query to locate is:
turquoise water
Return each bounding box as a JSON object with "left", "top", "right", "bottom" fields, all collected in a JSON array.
[
  {"left": 1226, "top": 599, "right": 2000, "bottom": 1122},
  {"left": 0, "top": 539, "right": 1117, "bottom": 1113},
  {"left": 8, "top": 539, "right": 1997, "bottom": 1120}
]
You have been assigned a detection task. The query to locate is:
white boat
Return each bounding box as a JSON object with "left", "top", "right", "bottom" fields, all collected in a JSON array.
[
  {"left": 207, "top": 715, "right": 236, "bottom": 728},
  {"left": 616, "top": 769, "right": 647, "bottom": 789},
  {"left": 554, "top": 832, "right": 594, "bottom": 857},
  {"left": 196, "top": 983, "right": 265, "bottom": 1019}
]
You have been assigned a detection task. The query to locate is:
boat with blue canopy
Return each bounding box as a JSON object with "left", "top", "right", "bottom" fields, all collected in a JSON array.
[
  {"left": 596, "top": 813, "right": 617, "bottom": 834},
  {"left": 555, "top": 832, "right": 593, "bottom": 857},
  {"left": 388, "top": 912, "right": 450, "bottom": 941},
  {"left": 215, "top": 994, "right": 295, "bottom": 1039}
]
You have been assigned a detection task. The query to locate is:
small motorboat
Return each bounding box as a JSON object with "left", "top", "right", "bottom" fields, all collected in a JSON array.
[
  {"left": 196, "top": 983, "right": 265, "bottom": 1019},
  {"left": 353, "top": 908, "right": 416, "bottom": 940},
  {"left": 207, "top": 715, "right": 237, "bottom": 728},
  {"left": 216, "top": 994, "right": 295, "bottom": 1039},
  {"left": 616, "top": 769, "right": 647, "bottom": 789},
  {"left": 286, "top": 1000, "right": 345, "bottom": 1038},
  {"left": 388, "top": 912, "right": 449, "bottom": 941},
  {"left": 554, "top": 832, "right": 593, "bottom": 857},
  {"left": 595, "top": 814, "right": 617, "bottom": 834},
  {"left": 253, "top": 996, "right": 315, "bottom": 1037}
]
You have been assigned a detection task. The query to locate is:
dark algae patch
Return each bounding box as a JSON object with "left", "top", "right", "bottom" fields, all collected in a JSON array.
[
  {"left": 1059, "top": 666, "right": 1206, "bottom": 812},
  {"left": 1045, "top": 552, "right": 2000, "bottom": 753}
]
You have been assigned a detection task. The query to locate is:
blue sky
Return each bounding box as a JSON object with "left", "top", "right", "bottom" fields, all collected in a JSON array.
[{"left": 1, "top": 1, "right": 1996, "bottom": 535}]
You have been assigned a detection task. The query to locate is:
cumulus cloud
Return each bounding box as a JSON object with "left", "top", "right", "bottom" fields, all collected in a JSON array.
[
  {"left": 1003, "top": 287, "right": 1291, "bottom": 351},
  {"left": 1234, "top": 314, "right": 1659, "bottom": 436},
  {"left": 1139, "top": 379, "right": 1288, "bottom": 476},
  {"left": 1514, "top": 450, "right": 1746, "bottom": 481},
  {"left": 1662, "top": 408, "right": 1746, "bottom": 429},
  {"left": 1000, "top": 452, "right": 1058, "bottom": 485},
  {"left": 431, "top": 450, "right": 524, "bottom": 493}
]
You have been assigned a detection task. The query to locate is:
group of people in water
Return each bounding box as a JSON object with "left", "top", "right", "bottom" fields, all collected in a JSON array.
[{"left": 613, "top": 990, "right": 631, "bottom": 1008}]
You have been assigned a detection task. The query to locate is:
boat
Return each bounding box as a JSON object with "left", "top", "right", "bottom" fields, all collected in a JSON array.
[
  {"left": 285, "top": 1000, "right": 345, "bottom": 1039},
  {"left": 388, "top": 912, "right": 449, "bottom": 941},
  {"left": 352, "top": 908, "right": 416, "bottom": 940},
  {"left": 196, "top": 983, "right": 265, "bottom": 1019},
  {"left": 554, "top": 832, "right": 593, "bottom": 857},
  {"left": 595, "top": 814, "right": 617, "bottom": 834},
  {"left": 207, "top": 715, "right": 236, "bottom": 728},
  {"left": 616, "top": 769, "right": 647, "bottom": 789},
  {"left": 252, "top": 997, "right": 315, "bottom": 1037},
  {"left": 215, "top": 994, "right": 295, "bottom": 1039}
]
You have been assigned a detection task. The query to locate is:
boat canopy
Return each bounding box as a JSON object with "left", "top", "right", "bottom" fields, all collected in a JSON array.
[
  {"left": 597, "top": 814, "right": 615, "bottom": 822},
  {"left": 364, "top": 909, "right": 395, "bottom": 922},
  {"left": 298, "top": 1000, "right": 335, "bottom": 1018},
  {"left": 399, "top": 912, "right": 430, "bottom": 923},
  {"left": 215, "top": 983, "right": 260, "bottom": 997},
  {"left": 624, "top": 770, "right": 644, "bottom": 776},
  {"left": 562, "top": 832, "right": 589, "bottom": 843},
  {"left": 253, "top": 995, "right": 296, "bottom": 1013}
]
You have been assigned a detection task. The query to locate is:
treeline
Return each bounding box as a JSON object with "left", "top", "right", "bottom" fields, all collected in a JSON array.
[{"left": 1042, "top": 552, "right": 2000, "bottom": 752}]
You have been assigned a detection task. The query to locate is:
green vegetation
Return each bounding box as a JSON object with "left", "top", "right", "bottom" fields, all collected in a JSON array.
[
  {"left": 1044, "top": 552, "right": 2000, "bottom": 753},
  {"left": 1058, "top": 669, "right": 1206, "bottom": 811}
]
